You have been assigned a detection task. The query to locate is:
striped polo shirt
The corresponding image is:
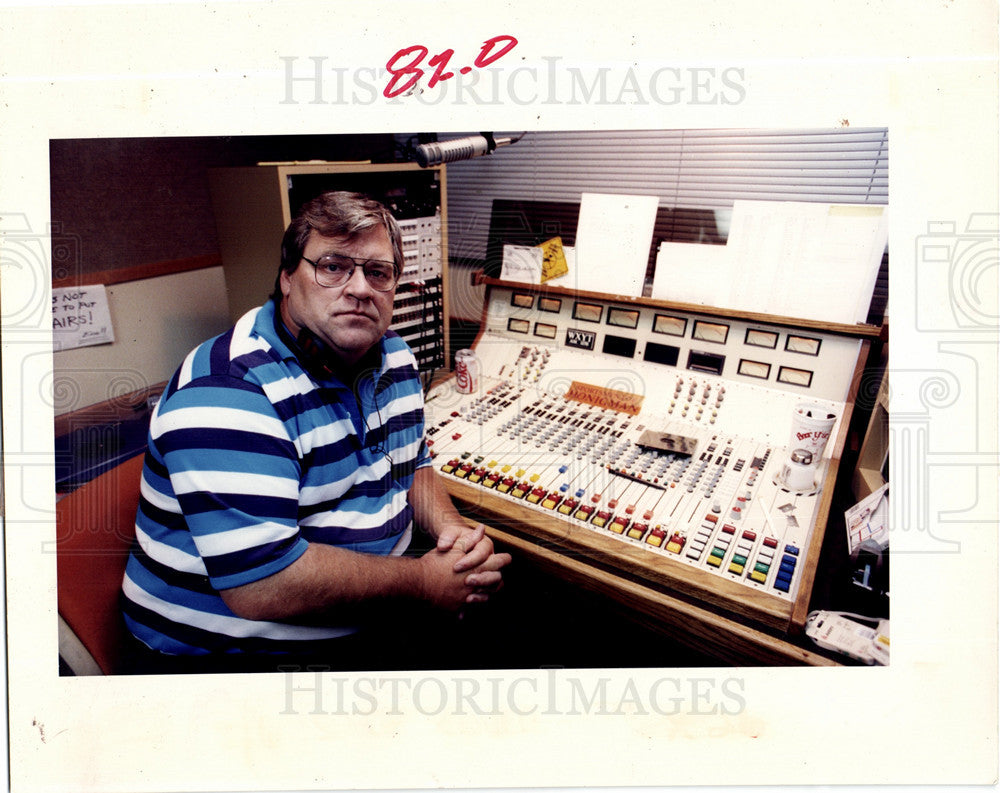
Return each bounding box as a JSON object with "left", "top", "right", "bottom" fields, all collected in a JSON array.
[{"left": 121, "top": 299, "right": 431, "bottom": 656}]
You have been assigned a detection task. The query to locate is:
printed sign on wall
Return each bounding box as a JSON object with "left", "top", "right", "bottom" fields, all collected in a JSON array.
[{"left": 51, "top": 284, "right": 115, "bottom": 351}]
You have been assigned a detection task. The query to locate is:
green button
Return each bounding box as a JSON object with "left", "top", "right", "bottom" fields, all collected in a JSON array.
[{"left": 710, "top": 547, "right": 726, "bottom": 559}]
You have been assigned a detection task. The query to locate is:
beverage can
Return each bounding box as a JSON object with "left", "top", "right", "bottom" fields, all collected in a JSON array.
[{"left": 454, "top": 349, "right": 480, "bottom": 394}]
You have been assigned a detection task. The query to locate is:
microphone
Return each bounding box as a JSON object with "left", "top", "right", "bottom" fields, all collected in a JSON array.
[{"left": 415, "top": 133, "right": 516, "bottom": 167}]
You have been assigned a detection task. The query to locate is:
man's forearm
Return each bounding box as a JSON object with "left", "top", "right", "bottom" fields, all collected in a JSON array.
[
  {"left": 220, "top": 467, "right": 498, "bottom": 622},
  {"left": 220, "top": 543, "right": 427, "bottom": 621},
  {"left": 409, "top": 465, "right": 470, "bottom": 540}
]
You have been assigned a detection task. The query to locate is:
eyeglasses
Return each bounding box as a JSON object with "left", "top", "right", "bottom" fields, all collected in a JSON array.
[{"left": 302, "top": 253, "right": 400, "bottom": 292}]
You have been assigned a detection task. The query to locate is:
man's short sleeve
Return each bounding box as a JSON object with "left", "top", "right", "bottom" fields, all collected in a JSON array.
[{"left": 150, "top": 376, "right": 308, "bottom": 590}]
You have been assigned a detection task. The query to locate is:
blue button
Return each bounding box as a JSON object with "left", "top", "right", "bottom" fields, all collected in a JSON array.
[{"left": 784, "top": 545, "right": 799, "bottom": 556}]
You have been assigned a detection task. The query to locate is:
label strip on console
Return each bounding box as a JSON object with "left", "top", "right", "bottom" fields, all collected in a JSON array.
[{"left": 565, "top": 381, "right": 644, "bottom": 415}]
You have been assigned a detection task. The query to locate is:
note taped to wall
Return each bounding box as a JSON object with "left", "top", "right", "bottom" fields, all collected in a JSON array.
[{"left": 51, "top": 284, "right": 115, "bottom": 351}]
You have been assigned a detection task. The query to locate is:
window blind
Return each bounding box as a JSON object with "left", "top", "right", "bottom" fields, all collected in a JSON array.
[
  {"left": 415, "top": 128, "right": 888, "bottom": 262},
  {"left": 406, "top": 127, "right": 888, "bottom": 322}
]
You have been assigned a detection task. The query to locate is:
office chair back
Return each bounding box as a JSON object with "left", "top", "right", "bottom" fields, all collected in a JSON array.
[{"left": 56, "top": 453, "right": 144, "bottom": 675}]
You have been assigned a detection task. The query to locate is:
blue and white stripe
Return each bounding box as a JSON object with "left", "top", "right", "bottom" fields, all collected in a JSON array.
[{"left": 122, "top": 299, "right": 430, "bottom": 656}]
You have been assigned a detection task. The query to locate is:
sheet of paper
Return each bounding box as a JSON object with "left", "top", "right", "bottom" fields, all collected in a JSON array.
[
  {"left": 725, "top": 200, "right": 888, "bottom": 323},
  {"left": 845, "top": 482, "right": 890, "bottom": 552},
  {"left": 51, "top": 284, "right": 115, "bottom": 351},
  {"left": 500, "top": 244, "right": 543, "bottom": 283},
  {"left": 651, "top": 241, "right": 734, "bottom": 306},
  {"left": 571, "top": 192, "right": 659, "bottom": 296}
]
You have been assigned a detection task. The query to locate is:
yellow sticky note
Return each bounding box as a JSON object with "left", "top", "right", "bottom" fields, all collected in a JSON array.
[{"left": 537, "top": 237, "right": 569, "bottom": 283}]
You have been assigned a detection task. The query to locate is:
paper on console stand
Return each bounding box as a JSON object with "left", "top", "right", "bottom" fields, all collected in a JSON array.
[
  {"left": 500, "top": 244, "right": 543, "bottom": 283},
  {"left": 651, "top": 241, "right": 735, "bottom": 307},
  {"left": 501, "top": 242, "right": 577, "bottom": 287},
  {"left": 571, "top": 192, "right": 659, "bottom": 297},
  {"left": 725, "top": 200, "right": 888, "bottom": 323}
]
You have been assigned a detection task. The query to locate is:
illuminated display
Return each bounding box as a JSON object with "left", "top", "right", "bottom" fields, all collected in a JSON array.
[
  {"left": 785, "top": 334, "right": 822, "bottom": 356},
  {"left": 692, "top": 320, "right": 729, "bottom": 344},
  {"left": 573, "top": 301, "right": 603, "bottom": 323},
  {"left": 534, "top": 322, "right": 557, "bottom": 339},
  {"left": 652, "top": 314, "right": 687, "bottom": 337},
  {"left": 745, "top": 328, "right": 779, "bottom": 349},
  {"left": 778, "top": 366, "right": 814, "bottom": 387},
  {"left": 738, "top": 359, "right": 771, "bottom": 380},
  {"left": 607, "top": 307, "right": 640, "bottom": 329}
]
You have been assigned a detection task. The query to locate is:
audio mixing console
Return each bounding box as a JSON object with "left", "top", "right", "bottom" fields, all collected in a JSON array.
[{"left": 426, "top": 280, "right": 872, "bottom": 633}]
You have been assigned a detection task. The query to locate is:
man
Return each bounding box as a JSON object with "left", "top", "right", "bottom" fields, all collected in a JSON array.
[{"left": 121, "top": 191, "right": 510, "bottom": 673}]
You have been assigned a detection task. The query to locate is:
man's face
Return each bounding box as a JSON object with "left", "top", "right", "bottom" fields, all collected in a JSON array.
[{"left": 279, "top": 226, "right": 396, "bottom": 368}]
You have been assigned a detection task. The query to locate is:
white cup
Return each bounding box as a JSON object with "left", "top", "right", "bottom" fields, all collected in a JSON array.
[{"left": 789, "top": 403, "right": 837, "bottom": 461}]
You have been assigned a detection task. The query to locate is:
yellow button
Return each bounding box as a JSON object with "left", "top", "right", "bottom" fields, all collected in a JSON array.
[
  {"left": 750, "top": 570, "right": 768, "bottom": 583},
  {"left": 706, "top": 555, "right": 723, "bottom": 567},
  {"left": 665, "top": 541, "right": 683, "bottom": 554},
  {"left": 728, "top": 562, "right": 745, "bottom": 575},
  {"left": 646, "top": 535, "right": 664, "bottom": 547}
]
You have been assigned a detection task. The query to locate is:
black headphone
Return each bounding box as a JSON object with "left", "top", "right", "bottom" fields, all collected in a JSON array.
[
  {"left": 292, "top": 325, "right": 340, "bottom": 382},
  {"left": 278, "top": 318, "right": 394, "bottom": 466}
]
